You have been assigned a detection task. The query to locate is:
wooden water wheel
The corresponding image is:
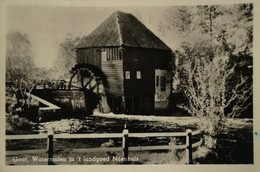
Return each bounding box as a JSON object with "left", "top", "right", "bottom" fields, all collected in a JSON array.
[
  {"left": 68, "top": 63, "right": 108, "bottom": 116},
  {"left": 68, "top": 63, "right": 108, "bottom": 91}
]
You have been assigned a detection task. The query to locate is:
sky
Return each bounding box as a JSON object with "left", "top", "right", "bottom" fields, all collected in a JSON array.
[{"left": 6, "top": 5, "right": 171, "bottom": 69}]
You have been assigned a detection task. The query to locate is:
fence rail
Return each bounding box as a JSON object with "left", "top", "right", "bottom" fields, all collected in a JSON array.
[
  {"left": 128, "top": 132, "right": 186, "bottom": 137},
  {"left": 6, "top": 134, "right": 47, "bottom": 140},
  {"left": 6, "top": 128, "right": 202, "bottom": 164},
  {"left": 54, "top": 133, "right": 123, "bottom": 139}
]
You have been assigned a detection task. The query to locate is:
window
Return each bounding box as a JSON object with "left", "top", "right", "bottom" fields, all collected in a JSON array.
[
  {"left": 156, "top": 76, "right": 159, "bottom": 87},
  {"left": 102, "top": 48, "right": 123, "bottom": 61},
  {"left": 101, "top": 51, "right": 107, "bottom": 61},
  {"left": 125, "top": 71, "right": 130, "bottom": 79},
  {"left": 160, "top": 76, "right": 166, "bottom": 91},
  {"left": 136, "top": 71, "right": 141, "bottom": 79}
]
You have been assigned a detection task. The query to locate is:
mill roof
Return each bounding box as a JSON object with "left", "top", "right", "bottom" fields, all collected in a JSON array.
[{"left": 75, "top": 11, "right": 171, "bottom": 51}]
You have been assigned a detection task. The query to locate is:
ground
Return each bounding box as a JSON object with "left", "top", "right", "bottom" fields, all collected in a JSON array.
[{"left": 5, "top": 111, "right": 253, "bottom": 165}]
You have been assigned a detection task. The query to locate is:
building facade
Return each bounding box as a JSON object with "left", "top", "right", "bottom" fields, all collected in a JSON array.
[{"left": 75, "top": 11, "right": 173, "bottom": 114}]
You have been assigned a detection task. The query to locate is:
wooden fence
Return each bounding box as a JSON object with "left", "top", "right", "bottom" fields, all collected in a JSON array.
[{"left": 6, "top": 128, "right": 202, "bottom": 165}]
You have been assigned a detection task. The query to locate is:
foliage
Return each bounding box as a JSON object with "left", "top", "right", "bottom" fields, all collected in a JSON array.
[
  {"left": 6, "top": 31, "right": 33, "bottom": 104},
  {"left": 6, "top": 31, "right": 35, "bottom": 82},
  {"left": 6, "top": 31, "right": 48, "bottom": 93},
  {"left": 177, "top": 56, "right": 238, "bottom": 148},
  {"left": 6, "top": 31, "right": 46, "bottom": 124},
  {"left": 162, "top": 4, "right": 253, "bottom": 150},
  {"left": 6, "top": 94, "right": 38, "bottom": 134},
  {"left": 163, "top": 4, "right": 253, "bottom": 56},
  {"left": 6, "top": 114, "right": 36, "bottom": 134},
  {"left": 53, "top": 33, "right": 81, "bottom": 80},
  {"left": 164, "top": 4, "right": 253, "bottom": 117}
]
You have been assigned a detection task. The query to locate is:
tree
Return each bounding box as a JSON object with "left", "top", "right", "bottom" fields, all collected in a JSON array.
[
  {"left": 6, "top": 31, "right": 35, "bottom": 82},
  {"left": 53, "top": 34, "right": 81, "bottom": 80},
  {"left": 194, "top": 4, "right": 253, "bottom": 55},
  {"left": 6, "top": 31, "right": 37, "bottom": 103},
  {"left": 163, "top": 4, "right": 253, "bottom": 150},
  {"left": 177, "top": 55, "right": 252, "bottom": 148},
  {"left": 6, "top": 31, "right": 45, "bottom": 121}
]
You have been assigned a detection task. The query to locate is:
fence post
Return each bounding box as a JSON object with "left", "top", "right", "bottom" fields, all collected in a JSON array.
[
  {"left": 186, "top": 129, "right": 193, "bottom": 164},
  {"left": 122, "top": 125, "right": 129, "bottom": 164},
  {"left": 47, "top": 129, "right": 54, "bottom": 165}
]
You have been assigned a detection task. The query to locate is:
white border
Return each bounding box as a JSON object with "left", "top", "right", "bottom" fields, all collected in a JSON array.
[{"left": 0, "top": 0, "right": 259, "bottom": 172}]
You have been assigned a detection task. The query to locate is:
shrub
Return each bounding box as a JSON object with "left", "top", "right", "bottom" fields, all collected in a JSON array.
[{"left": 6, "top": 114, "right": 37, "bottom": 134}]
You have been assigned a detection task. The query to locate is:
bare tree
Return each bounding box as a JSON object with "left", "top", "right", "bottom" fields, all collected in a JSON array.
[{"left": 177, "top": 55, "right": 252, "bottom": 149}]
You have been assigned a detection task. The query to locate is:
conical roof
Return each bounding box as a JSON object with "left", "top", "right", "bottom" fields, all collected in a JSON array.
[{"left": 75, "top": 11, "right": 171, "bottom": 51}]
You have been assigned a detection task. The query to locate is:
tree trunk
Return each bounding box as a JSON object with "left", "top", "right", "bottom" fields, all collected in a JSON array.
[{"left": 203, "top": 133, "right": 217, "bottom": 149}]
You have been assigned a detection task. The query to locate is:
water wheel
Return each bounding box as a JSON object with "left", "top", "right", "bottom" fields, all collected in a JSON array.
[
  {"left": 68, "top": 63, "right": 108, "bottom": 116},
  {"left": 68, "top": 63, "right": 107, "bottom": 91}
]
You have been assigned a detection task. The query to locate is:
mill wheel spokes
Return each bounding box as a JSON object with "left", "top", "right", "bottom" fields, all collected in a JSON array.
[{"left": 68, "top": 63, "right": 107, "bottom": 91}]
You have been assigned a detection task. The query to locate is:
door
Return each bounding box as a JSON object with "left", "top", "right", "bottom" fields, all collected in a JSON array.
[{"left": 154, "top": 69, "right": 171, "bottom": 109}]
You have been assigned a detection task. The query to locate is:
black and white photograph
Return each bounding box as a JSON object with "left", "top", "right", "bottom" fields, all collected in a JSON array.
[{"left": 0, "top": 0, "right": 259, "bottom": 170}]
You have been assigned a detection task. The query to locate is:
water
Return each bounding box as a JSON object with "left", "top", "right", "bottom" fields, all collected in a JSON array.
[
  {"left": 36, "top": 115, "right": 197, "bottom": 149},
  {"left": 38, "top": 115, "right": 197, "bottom": 134}
]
